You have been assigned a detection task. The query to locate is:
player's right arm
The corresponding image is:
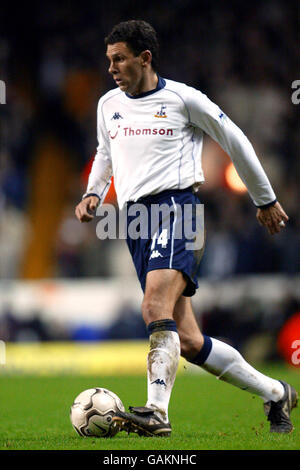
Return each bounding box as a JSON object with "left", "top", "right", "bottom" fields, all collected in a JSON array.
[
  {"left": 75, "top": 195, "right": 100, "bottom": 223},
  {"left": 75, "top": 98, "right": 113, "bottom": 223}
]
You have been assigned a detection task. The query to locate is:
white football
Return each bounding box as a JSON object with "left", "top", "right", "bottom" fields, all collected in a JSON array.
[{"left": 70, "top": 387, "right": 125, "bottom": 437}]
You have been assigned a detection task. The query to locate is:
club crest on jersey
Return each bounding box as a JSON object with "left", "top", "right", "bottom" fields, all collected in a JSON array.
[
  {"left": 111, "top": 112, "right": 123, "bottom": 120},
  {"left": 154, "top": 104, "right": 167, "bottom": 118}
]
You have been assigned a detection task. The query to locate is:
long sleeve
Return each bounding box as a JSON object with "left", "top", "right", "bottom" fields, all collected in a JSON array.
[
  {"left": 83, "top": 98, "right": 113, "bottom": 202},
  {"left": 184, "top": 87, "right": 276, "bottom": 207}
]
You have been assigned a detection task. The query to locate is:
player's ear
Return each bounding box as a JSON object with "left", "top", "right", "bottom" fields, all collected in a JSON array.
[{"left": 140, "top": 50, "right": 152, "bottom": 67}]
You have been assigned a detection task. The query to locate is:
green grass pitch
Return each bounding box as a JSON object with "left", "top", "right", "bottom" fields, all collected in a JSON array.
[{"left": 0, "top": 363, "right": 299, "bottom": 450}]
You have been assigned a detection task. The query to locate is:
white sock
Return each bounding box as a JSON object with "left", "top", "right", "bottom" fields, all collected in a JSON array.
[
  {"left": 145, "top": 323, "right": 180, "bottom": 423},
  {"left": 194, "top": 336, "right": 285, "bottom": 402}
]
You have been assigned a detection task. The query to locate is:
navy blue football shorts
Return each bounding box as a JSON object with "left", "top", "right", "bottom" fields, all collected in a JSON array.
[{"left": 125, "top": 186, "right": 205, "bottom": 297}]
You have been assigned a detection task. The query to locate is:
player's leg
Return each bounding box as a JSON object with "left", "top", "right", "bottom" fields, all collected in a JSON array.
[
  {"left": 141, "top": 268, "right": 186, "bottom": 425},
  {"left": 141, "top": 268, "right": 186, "bottom": 324},
  {"left": 175, "top": 297, "right": 298, "bottom": 432},
  {"left": 113, "top": 268, "right": 187, "bottom": 436},
  {"left": 173, "top": 295, "right": 204, "bottom": 359},
  {"left": 134, "top": 188, "right": 204, "bottom": 432}
]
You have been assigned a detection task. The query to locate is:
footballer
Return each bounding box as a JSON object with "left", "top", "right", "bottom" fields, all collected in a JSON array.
[{"left": 75, "top": 20, "right": 297, "bottom": 437}]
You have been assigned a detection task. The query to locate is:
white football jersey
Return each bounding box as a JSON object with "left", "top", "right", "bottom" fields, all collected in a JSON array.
[{"left": 84, "top": 77, "right": 276, "bottom": 209}]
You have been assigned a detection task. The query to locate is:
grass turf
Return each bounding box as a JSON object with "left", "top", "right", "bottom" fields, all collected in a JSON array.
[{"left": 0, "top": 363, "right": 299, "bottom": 450}]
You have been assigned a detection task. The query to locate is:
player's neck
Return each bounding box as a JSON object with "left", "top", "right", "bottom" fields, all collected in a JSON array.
[{"left": 129, "top": 71, "right": 158, "bottom": 96}]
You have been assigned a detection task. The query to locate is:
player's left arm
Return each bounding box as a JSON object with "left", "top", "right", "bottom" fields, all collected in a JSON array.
[{"left": 185, "top": 87, "right": 288, "bottom": 235}]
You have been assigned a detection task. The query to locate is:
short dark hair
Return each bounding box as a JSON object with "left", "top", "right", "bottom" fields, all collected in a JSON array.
[{"left": 105, "top": 20, "right": 159, "bottom": 71}]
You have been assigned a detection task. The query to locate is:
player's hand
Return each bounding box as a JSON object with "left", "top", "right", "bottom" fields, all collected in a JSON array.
[
  {"left": 75, "top": 195, "right": 100, "bottom": 223},
  {"left": 256, "top": 201, "right": 289, "bottom": 235}
]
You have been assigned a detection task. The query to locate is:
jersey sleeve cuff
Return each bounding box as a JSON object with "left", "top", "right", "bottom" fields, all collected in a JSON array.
[
  {"left": 82, "top": 192, "right": 101, "bottom": 201},
  {"left": 255, "top": 198, "right": 277, "bottom": 209}
]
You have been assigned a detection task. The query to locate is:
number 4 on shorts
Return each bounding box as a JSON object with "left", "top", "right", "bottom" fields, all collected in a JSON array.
[{"left": 151, "top": 229, "right": 168, "bottom": 250}]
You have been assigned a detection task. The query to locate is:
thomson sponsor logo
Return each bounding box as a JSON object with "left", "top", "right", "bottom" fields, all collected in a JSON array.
[
  {"left": 123, "top": 127, "right": 174, "bottom": 137},
  {"left": 108, "top": 126, "right": 174, "bottom": 140}
]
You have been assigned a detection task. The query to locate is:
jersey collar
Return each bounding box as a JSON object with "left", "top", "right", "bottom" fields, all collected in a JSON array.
[{"left": 125, "top": 75, "right": 166, "bottom": 99}]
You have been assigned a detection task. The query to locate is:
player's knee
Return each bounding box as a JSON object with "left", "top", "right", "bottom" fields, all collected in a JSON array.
[
  {"left": 179, "top": 334, "right": 204, "bottom": 360},
  {"left": 141, "top": 297, "right": 171, "bottom": 325}
]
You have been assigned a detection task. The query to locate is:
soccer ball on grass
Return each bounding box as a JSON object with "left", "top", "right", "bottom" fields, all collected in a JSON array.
[{"left": 70, "top": 387, "right": 125, "bottom": 437}]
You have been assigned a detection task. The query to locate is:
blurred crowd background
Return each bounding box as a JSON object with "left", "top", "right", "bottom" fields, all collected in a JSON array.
[{"left": 0, "top": 0, "right": 299, "bottom": 363}]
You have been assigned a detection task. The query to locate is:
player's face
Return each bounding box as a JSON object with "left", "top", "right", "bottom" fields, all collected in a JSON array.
[{"left": 106, "top": 42, "right": 145, "bottom": 95}]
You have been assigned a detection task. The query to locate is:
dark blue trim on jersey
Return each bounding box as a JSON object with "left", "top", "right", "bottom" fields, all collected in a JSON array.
[
  {"left": 125, "top": 76, "right": 166, "bottom": 99},
  {"left": 255, "top": 198, "right": 277, "bottom": 209},
  {"left": 188, "top": 335, "right": 212, "bottom": 365},
  {"left": 82, "top": 193, "right": 100, "bottom": 201},
  {"left": 148, "top": 319, "right": 177, "bottom": 336}
]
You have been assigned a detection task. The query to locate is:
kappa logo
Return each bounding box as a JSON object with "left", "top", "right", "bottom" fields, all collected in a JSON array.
[
  {"left": 149, "top": 250, "right": 163, "bottom": 260},
  {"left": 155, "top": 104, "right": 167, "bottom": 118},
  {"left": 111, "top": 112, "right": 123, "bottom": 120},
  {"left": 218, "top": 111, "right": 227, "bottom": 121},
  {"left": 151, "top": 379, "right": 167, "bottom": 387}
]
